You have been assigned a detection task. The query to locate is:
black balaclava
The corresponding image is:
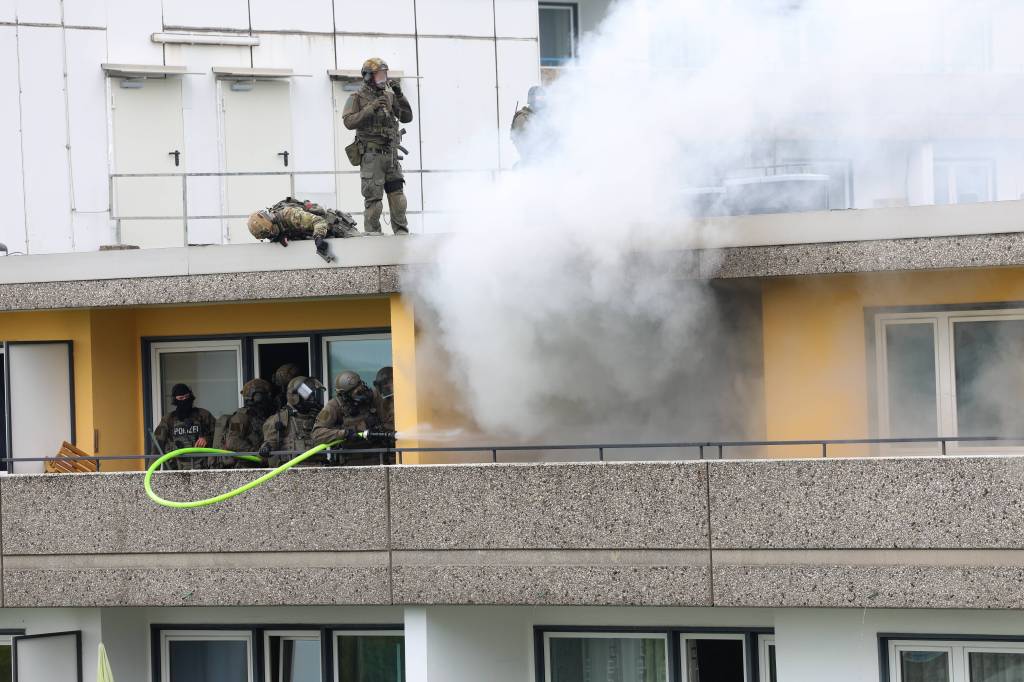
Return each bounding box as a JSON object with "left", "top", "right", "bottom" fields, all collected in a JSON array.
[{"left": 170, "top": 383, "right": 194, "bottom": 419}]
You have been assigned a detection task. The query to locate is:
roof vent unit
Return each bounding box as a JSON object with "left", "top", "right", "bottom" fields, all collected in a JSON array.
[{"left": 724, "top": 173, "right": 830, "bottom": 215}]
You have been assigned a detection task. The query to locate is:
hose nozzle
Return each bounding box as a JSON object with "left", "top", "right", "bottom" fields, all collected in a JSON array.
[{"left": 357, "top": 429, "right": 397, "bottom": 440}]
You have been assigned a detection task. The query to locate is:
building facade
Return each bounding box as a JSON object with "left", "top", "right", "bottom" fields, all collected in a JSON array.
[{"left": 3, "top": 2, "right": 1024, "bottom": 682}]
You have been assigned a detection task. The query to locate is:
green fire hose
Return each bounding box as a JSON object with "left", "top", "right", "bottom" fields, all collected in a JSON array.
[{"left": 144, "top": 440, "right": 343, "bottom": 509}]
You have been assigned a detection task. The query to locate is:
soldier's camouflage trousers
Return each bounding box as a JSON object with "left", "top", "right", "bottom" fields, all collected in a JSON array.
[{"left": 360, "top": 149, "right": 409, "bottom": 235}]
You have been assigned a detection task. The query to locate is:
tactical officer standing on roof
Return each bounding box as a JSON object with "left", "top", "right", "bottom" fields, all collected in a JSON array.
[
  {"left": 259, "top": 375, "right": 326, "bottom": 466},
  {"left": 247, "top": 198, "right": 358, "bottom": 262},
  {"left": 342, "top": 58, "right": 414, "bottom": 236},
  {"left": 152, "top": 383, "right": 216, "bottom": 470},
  {"left": 312, "top": 370, "right": 394, "bottom": 465},
  {"left": 511, "top": 86, "right": 547, "bottom": 164},
  {"left": 211, "top": 378, "right": 276, "bottom": 468}
]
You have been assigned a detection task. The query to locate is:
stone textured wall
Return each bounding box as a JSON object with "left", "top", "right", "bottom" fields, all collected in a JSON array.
[{"left": 3, "top": 457, "right": 1023, "bottom": 608}]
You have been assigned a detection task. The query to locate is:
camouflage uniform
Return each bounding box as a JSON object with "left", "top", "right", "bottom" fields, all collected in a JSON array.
[
  {"left": 510, "top": 105, "right": 535, "bottom": 156},
  {"left": 274, "top": 206, "right": 351, "bottom": 241},
  {"left": 313, "top": 371, "right": 392, "bottom": 465},
  {"left": 260, "top": 407, "right": 320, "bottom": 467},
  {"left": 271, "top": 197, "right": 360, "bottom": 238},
  {"left": 152, "top": 408, "right": 216, "bottom": 470},
  {"left": 342, "top": 76, "right": 414, "bottom": 235}
]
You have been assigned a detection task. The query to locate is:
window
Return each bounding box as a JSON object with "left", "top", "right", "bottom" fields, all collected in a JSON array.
[
  {"left": 322, "top": 334, "right": 392, "bottom": 390},
  {"left": 150, "top": 340, "right": 244, "bottom": 426},
  {"left": 545, "top": 632, "right": 669, "bottom": 682},
  {"left": 253, "top": 338, "right": 312, "bottom": 384},
  {"left": 0, "top": 633, "right": 15, "bottom": 682},
  {"left": 758, "top": 636, "right": 776, "bottom": 682},
  {"left": 0, "top": 345, "right": 6, "bottom": 473},
  {"left": 934, "top": 160, "right": 994, "bottom": 205},
  {"left": 161, "top": 631, "right": 253, "bottom": 682},
  {"left": 875, "top": 307, "right": 1024, "bottom": 447},
  {"left": 334, "top": 630, "right": 405, "bottom": 682},
  {"left": 540, "top": 3, "right": 578, "bottom": 67},
  {"left": 539, "top": 629, "right": 769, "bottom": 682},
  {"left": 681, "top": 633, "right": 746, "bottom": 682},
  {"left": 265, "top": 631, "right": 321, "bottom": 682},
  {"left": 887, "top": 639, "right": 1024, "bottom": 682}
]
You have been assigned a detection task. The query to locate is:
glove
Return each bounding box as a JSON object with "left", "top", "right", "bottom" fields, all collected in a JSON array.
[
  {"left": 389, "top": 79, "right": 402, "bottom": 97},
  {"left": 374, "top": 96, "right": 389, "bottom": 111},
  {"left": 259, "top": 442, "right": 272, "bottom": 457},
  {"left": 315, "top": 236, "right": 328, "bottom": 253}
]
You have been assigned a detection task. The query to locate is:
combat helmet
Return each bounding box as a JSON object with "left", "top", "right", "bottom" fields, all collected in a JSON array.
[
  {"left": 334, "top": 370, "right": 363, "bottom": 396},
  {"left": 286, "top": 375, "right": 324, "bottom": 408},
  {"left": 273, "top": 363, "right": 302, "bottom": 392},
  {"left": 361, "top": 57, "right": 389, "bottom": 85},
  {"left": 247, "top": 209, "right": 278, "bottom": 240},
  {"left": 241, "top": 378, "right": 273, "bottom": 402}
]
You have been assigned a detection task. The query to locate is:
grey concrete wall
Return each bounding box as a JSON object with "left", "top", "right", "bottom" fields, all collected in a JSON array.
[{"left": 2, "top": 457, "right": 1024, "bottom": 608}]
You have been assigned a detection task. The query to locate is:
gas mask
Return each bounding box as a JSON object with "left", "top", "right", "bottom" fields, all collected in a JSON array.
[
  {"left": 295, "top": 379, "right": 324, "bottom": 413},
  {"left": 373, "top": 69, "right": 389, "bottom": 89}
]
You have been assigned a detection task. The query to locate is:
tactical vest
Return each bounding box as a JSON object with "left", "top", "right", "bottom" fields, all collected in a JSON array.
[{"left": 353, "top": 85, "right": 400, "bottom": 148}]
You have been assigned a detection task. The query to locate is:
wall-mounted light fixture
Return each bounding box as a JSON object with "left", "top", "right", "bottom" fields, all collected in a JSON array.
[
  {"left": 229, "top": 79, "right": 255, "bottom": 92},
  {"left": 119, "top": 79, "right": 145, "bottom": 89},
  {"left": 152, "top": 32, "right": 260, "bottom": 47}
]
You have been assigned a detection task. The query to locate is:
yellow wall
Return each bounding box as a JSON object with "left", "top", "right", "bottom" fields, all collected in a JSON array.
[
  {"left": 0, "top": 297, "right": 392, "bottom": 471},
  {"left": 762, "top": 267, "right": 1024, "bottom": 448}
]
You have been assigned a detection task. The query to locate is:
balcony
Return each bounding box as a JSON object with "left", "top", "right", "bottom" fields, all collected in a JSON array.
[{"left": 5, "top": 452, "right": 1024, "bottom": 609}]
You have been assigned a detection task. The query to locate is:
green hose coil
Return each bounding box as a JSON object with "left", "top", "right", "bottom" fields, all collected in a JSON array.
[{"left": 144, "top": 440, "right": 342, "bottom": 509}]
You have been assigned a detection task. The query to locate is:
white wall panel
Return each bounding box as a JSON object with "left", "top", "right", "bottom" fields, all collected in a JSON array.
[
  {"left": 63, "top": 0, "right": 107, "bottom": 28},
  {"left": 0, "top": 0, "right": 14, "bottom": 22},
  {"left": 164, "top": 44, "right": 249, "bottom": 243},
  {"left": 19, "top": 26, "right": 72, "bottom": 253},
  {"left": 416, "top": 0, "right": 494, "bottom": 37},
  {"left": 254, "top": 34, "right": 336, "bottom": 202},
  {"left": 495, "top": 0, "right": 538, "bottom": 39},
  {"left": 162, "top": 0, "right": 249, "bottom": 30},
  {"left": 15, "top": 0, "right": 60, "bottom": 24},
  {"left": 0, "top": 27, "right": 25, "bottom": 253},
  {"left": 72, "top": 211, "right": 112, "bottom": 250},
  {"left": 496, "top": 39, "right": 539, "bottom": 168},
  {"left": 332, "top": 0, "right": 415, "bottom": 35},
  {"left": 104, "top": 0, "right": 163, "bottom": 63},
  {"left": 65, "top": 29, "right": 109, "bottom": 215},
  {"left": 250, "top": 0, "right": 333, "bottom": 33},
  {"left": 417, "top": 37, "right": 499, "bottom": 171}
]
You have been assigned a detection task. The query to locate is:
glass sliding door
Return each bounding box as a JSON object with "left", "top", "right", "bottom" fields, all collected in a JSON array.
[{"left": 334, "top": 631, "right": 405, "bottom": 682}]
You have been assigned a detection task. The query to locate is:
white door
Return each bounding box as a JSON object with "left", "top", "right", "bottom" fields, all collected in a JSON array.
[
  {"left": 14, "top": 631, "right": 82, "bottom": 682},
  {"left": 222, "top": 80, "right": 293, "bottom": 243},
  {"left": 6, "top": 342, "right": 74, "bottom": 474},
  {"left": 111, "top": 78, "right": 186, "bottom": 248}
]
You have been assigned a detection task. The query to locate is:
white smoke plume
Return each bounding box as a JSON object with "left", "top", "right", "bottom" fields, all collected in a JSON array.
[{"left": 405, "top": 0, "right": 1023, "bottom": 443}]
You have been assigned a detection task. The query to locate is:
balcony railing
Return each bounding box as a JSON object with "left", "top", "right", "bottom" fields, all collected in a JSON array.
[{"left": 7, "top": 435, "right": 1024, "bottom": 472}]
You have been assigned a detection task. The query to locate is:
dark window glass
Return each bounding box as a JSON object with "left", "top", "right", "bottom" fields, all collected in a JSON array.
[
  {"left": 900, "top": 650, "right": 950, "bottom": 682},
  {"left": 885, "top": 323, "right": 938, "bottom": 438},
  {"left": 954, "top": 319, "right": 1024, "bottom": 438}
]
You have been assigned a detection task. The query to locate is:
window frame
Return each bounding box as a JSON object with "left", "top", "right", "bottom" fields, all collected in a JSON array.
[
  {"left": 152, "top": 624, "right": 403, "bottom": 682},
  {"left": 331, "top": 629, "right": 405, "bottom": 682},
  {"left": 536, "top": 626, "right": 772, "bottom": 682},
  {"left": 142, "top": 328, "right": 390, "bottom": 444},
  {"left": 160, "top": 629, "right": 255, "bottom": 682},
  {"left": 252, "top": 337, "right": 313, "bottom": 379},
  {"left": 872, "top": 305, "right": 1024, "bottom": 452},
  {"left": 883, "top": 637, "right": 1024, "bottom": 682},
  {"left": 543, "top": 631, "right": 670, "bottom": 682},
  {"left": 539, "top": 2, "right": 579, "bottom": 67},
  {"left": 680, "top": 632, "right": 750, "bottom": 682},
  {"left": 264, "top": 629, "right": 321, "bottom": 682},
  {"left": 0, "top": 629, "right": 25, "bottom": 682},
  {"left": 320, "top": 333, "right": 392, "bottom": 391},
  {"left": 757, "top": 635, "right": 775, "bottom": 682},
  {"left": 149, "top": 339, "right": 245, "bottom": 429}
]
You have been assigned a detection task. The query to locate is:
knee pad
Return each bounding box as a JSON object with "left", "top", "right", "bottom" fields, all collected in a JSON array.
[{"left": 384, "top": 179, "right": 405, "bottom": 194}]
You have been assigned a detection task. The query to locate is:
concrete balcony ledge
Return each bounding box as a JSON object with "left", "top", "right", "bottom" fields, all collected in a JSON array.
[
  {"left": 1, "top": 457, "right": 1024, "bottom": 608},
  {"left": 1, "top": 202, "right": 1024, "bottom": 311}
]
